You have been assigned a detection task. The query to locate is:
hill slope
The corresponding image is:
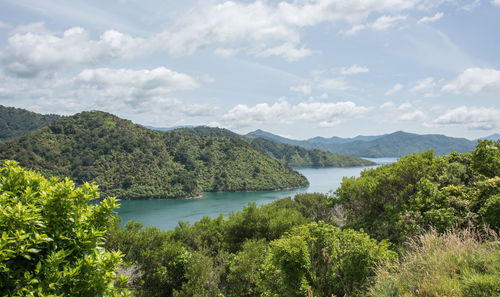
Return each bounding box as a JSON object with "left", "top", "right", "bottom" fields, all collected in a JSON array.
[
  {"left": 0, "top": 105, "right": 60, "bottom": 140},
  {"left": 0, "top": 111, "right": 308, "bottom": 199},
  {"left": 247, "top": 130, "right": 476, "bottom": 157},
  {"left": 173, "top": 126, "right": 375, "bottom": 167}
]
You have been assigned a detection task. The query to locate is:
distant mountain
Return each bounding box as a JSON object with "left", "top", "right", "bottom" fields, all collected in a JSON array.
[
  {"left": 0, "top": 105, "right": 61, "bottom": 140},
  {"left": 480, "top": 133, "right": 500, "bottom": 141},
  {"left": 308, "top": 135, "right": 383, "bottom": 144},
  {"left": 174, "top": 126, "right": 375, "bottom": 167},
  {"left": 144, "top": 125, "right": 194, "bottom": 131},
  {"left": 0, "top": 111, "right": 308, "bottom": 199},
  {"left": 246, "top": 129, "right": 476, "bottom": 157}
]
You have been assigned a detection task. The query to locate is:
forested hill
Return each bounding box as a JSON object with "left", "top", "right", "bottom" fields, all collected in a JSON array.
[
  {"left": 247, "top": 129, "right": 476, "bottom": 157},
  {"left": 173, "top": 126, "right": 375, "bottom": 167},
  {"left": 0, "top": 111, "right": 308, "bottom": 200},
  {"left": 0, "top": 105, "right": 60, "bottom": 140}
]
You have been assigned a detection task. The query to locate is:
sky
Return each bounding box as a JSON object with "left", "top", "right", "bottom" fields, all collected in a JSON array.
[{"left": 0, "top": 0, "right": 499, "bottom": 140}]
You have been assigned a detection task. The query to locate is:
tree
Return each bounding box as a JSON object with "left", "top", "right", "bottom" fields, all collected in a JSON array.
[{"left": 0, "top": 161, "right": 128, "bottom": 296}]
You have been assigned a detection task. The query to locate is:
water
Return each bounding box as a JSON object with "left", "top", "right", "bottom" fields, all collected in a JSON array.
[{"left": 116, "top": 157, "right": 397, "bottom": 230}]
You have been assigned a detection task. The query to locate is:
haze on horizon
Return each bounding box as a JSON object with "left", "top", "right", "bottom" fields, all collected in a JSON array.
[{"left": 0, "top": 0, "right": 499, "bottom": 139}]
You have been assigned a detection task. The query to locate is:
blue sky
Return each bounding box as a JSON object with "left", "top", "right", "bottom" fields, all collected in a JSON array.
[{"left": 0, "top": 0, "right": 499, "bottom": 139}]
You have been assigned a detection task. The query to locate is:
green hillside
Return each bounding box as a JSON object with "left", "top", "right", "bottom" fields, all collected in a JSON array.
[
  {"left": 247, "top": 129, "right": 476, "bottom": 157},
  {"left": 174, "top": 126, "right": 375, "bottom": 167},
  {"left": 0, "top": 111, "right": 308, "bottom": 199},
  {"left": 0, "top": 105, "right": 60, "bottom": 140}
]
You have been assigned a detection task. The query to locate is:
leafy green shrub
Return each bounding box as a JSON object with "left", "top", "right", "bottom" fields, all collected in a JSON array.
[
  {"left": 0, "top": 160, "right": 127, "bottom": 296},
  {"left": 261, "top": 222, "right": 397, "bottom": 297}
]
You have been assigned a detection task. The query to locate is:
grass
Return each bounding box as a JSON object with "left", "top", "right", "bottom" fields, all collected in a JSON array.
[{"left": 368, "top": 227, "right": 500, "bottom": 297}]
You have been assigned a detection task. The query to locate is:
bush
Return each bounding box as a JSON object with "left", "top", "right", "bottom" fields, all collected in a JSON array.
[
  {"left": 0, "top": 160, "right": 127, "bottom": 296},
  {"left": 260, "top": 222, "right": 397, "bottom": 297}
]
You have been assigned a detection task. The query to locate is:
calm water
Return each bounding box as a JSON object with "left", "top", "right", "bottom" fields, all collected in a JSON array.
[{"left": 116, "top": 157, "right": 397, "bottom": 230}]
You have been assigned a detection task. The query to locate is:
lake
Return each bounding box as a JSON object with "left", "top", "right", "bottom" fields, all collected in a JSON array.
[{"left": 116, "top": 157, "right": 397, "bottom": 230}]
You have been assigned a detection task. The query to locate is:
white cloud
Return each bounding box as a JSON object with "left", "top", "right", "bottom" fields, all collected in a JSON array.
[
  {"left": 385, "top": 83, "right": 404, "bottom": 95},
  {"left": 442, "top": 68, "right": 500, "bottom": 94},
  {"left": 319, "top": 78, "right": 350, "bottom": 90},
  {"left": 433, "top": 106, "right": 500, "bottom": 130},
  {"left": 0, "top": 67, "right": 205, "bottom": 119},
  {"left": 75, "top": 67, "right": 198, "bottom": 98},
  {"left": 290, "top": 84, "right": 312, "bottom": 95},
  {"left": 493, "top": 0, "right": 500, "bottom": 6},
  {"left": 340, "top": 64, "right": 369, "bottom": 75},
  {"left": 379, "top": 101, "right": 395, "bottom": 109},
  {"left": 371, "top": 15, "right": 407, "bottom": 31},
  {"left": 462, "top": 0, "right": 480, "bottom": 11},
  {"left": 255, "top": 43, "right": 313, "bottom": 61},
  {"left": 1, "top": 25, "right": 153, "bottom": 77},
  {"left": 223, "top": 98, "right": 371, "bottom": 127},
  {"left": 398, "top": 102, "right": 413, "bottom": 111},
  {"left": 418, "top": 12, "right": 444, "bottom": 24},
  {"left": 399, "top": 110, "right": 426, "bottom": 121},
  {"left": 411, "top": 77, "right": 436, "bottom": 92},
  {"left": 345, "top": 24, "right": 366, "bottom": 36}
]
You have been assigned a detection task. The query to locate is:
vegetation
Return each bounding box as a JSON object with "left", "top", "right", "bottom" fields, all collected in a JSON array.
[
  {"left": 369, "top": 228, "right": 499, "bottom": 297},
  {"left": 105, "top": 194, "right": 396, "bottom": 297},
  {"left": 247, "top": 129, "right": 476, "bottom": 157},
  {"left": 0, "top": 161, "right": 128, "bottom": 296},
  {"left": 174, "top": 126, "right": 375, "bottom": 167},
  {"left": 0, "top": 111, "right": 308, "bottom": 200},
  {"left": 2, "top": 113, "right": 498, "bottom": 296},
  {"left": 334, "top": 139, "right": 500, "bottom": 246},
  {"left": 0, "top": 105, "right": 60, "bottom": 141}
]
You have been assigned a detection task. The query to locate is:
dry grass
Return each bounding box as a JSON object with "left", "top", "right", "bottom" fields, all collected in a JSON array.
[{"left": 368, "top": 227, "right": 500, "bottom": 297}]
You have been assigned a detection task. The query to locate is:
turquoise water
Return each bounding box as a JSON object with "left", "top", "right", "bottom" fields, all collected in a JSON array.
[{"left": 116, "top": 157, "right": 397, "bottom": 230}]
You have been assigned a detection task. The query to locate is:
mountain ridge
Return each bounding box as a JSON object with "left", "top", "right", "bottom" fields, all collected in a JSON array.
[{"left": 0, "top": 111, "right": 308, "bottom": 199}]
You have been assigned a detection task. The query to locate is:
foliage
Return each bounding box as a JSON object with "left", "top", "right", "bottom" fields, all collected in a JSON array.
[
  {"left": 260, "top": 222, "right": 397, "bottom": 297},
  {"left": 0, "top": 105, "right": 60, "bottom": 141},
  {"left": 0, "top": 161, "right": 127, "bottom": 296},
  {"left": 174, "top": 126, "right": 375, "bottom": 167},
  {"left": 368, "top": 228, "right": 500, "bottom": 297},
  {"left": 0, "top": 111, "right": 308, "bottom": 200},
  {"left": 334, "top": 140, "right": 500, "bottom": 245},
  {"left": 105, "top": 193, "right": 393, "bottom": 297}
]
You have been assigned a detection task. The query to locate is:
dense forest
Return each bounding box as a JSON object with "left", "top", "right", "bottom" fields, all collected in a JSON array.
[
  {"left": 1, "top": 140, "right": 499, "bottom": 296},
  {"left": 247, "top": 129, "right": 476, "bottom": 157},
  {"left": 173, "top": 126, "right": 375, "bottom": 167},
  {"left": 0, "top": 111, "right": 308, "bottom": 199},
  {"left": 0, "top": 105, "right": 60, "bottom": 140}
]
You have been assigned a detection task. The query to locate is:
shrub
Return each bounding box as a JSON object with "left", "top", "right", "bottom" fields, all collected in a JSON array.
[{"left": 0, "top": 160, "right": 127, "bottom": 296}]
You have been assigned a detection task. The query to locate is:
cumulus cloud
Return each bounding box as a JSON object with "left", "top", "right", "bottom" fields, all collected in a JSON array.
[
  {"left": 290, "top": 84, "right": 312, "bottom": 95},
  {"left": 2, "top": 26, "right": 153, "bottom": 77},
  {"left": 493, "top": 0, "right": 500, "bottom": 6},
  {"left": 340, "top": 64, "right": 369, "bottom": 75},
  {"left": 418, "top": 12, "right": 444, "bottom": 24},
  {"left": 433, "top": 106, "right": 500, "bottom": 130},
  {"left": 223, "top": 98, "right": 371, "bottom": 127},
  {"left": 411, "top": 77, "right": 436, "bottom": 92},
  {"left": 399, "top": 110, "right": 426, "bottom": 121},
  {"left": 0, "top": 66, "right": 207, "bottom": 120},
  {"left": 74, "top": 67, "right": 199, "bottom": 101},
  {"left": 385, "top": 83, "right": 404, "bottom": 96},
  {"left": 379, "top": 101, "right": 395, "bottom": 109},
  {"left": 442, "top": 68, "right": 500, "bottom": 94},
  {"left": 319, "top": 78, "right": 350, "bottom": 90},
  {"left": 371, "top": 15, "right": 407, "bottom": 31}
]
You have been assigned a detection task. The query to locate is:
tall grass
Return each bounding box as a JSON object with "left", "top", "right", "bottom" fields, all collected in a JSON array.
[{"left": 368, "top": 227, "right": 499, "bottom": 297}]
